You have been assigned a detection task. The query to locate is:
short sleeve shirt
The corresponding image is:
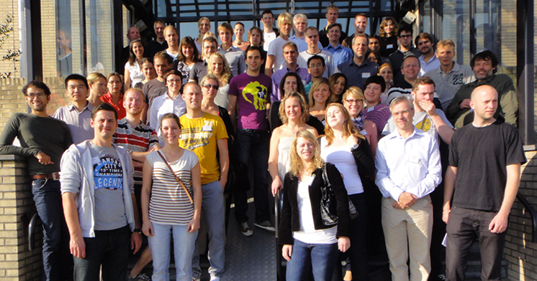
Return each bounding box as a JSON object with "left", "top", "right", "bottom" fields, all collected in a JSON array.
[
  {"left": 449, "top": 121, "right": 526, "bottom": 211},
  {"left": 229, "top": 73, "right": 272, "bottom": 131},
  {"left": 179, "top": 113, "right": 228, "bottom": 184},
  {"left": 89, "top": 143, "right": 127, "bottom": 231},
  {"left": 146, "top": 150, "right": 198, "bottom": 224}
]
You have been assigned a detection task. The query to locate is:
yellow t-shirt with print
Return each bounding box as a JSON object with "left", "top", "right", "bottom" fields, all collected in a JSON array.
[{"left": 179, "top": 113, "right": 228, "bottom": 185}]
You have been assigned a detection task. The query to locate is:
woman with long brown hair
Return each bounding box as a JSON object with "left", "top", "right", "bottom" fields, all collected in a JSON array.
[
  {"left": 320, "top": 103, "right": 376, "bottom": 281},
  {"left": 124, "top": 39, "right": 145, "bottom": 89},
  {"left": 176, "top": 36, "right": 202, "bottom": 85},
  {"left": 378, "top": 17, "right": 399, "bottom": 58}
]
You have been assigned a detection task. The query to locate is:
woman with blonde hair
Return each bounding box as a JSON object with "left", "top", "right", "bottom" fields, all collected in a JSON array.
[
  {"left": 86, "top": 72, "right": 106, "bottom": 107},
  {"left": 320, "top": 102, "right": 376, "bottom": 281},
  {"left": 195, "top": 17, "right": 211, "bottom": 52},
  {"left": 124, "top": 39, "right": 145, "bottom": 89},
  {"left": 378, "top": 63, "right": 394, "bottom": 103},
  {"left": 142, "top": 113, "right": 202, "bottom": 281},
  {"left": 206, "top": 52, "right": 232, "bottom": 109},
  {"left": 378, "top": 17, "right": 399, "bottom": 57},
  {"left": 308, "top": 78, "right": 332, "bottom": 123},
  {"left": 279, "top": 129, "right": 351, "bottom": 281},
  {"left": 342, "top": 87, "right": 378, "bottom": 157},
  {"left": 269, "top": 92, "right": 318, "bottom": 197}
]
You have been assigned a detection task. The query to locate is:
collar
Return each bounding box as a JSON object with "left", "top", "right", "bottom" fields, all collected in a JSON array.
[
  {"left": 164, "top": 91, "right": 183, "bottom": 101},
  {"left": 349, "top": 58, "right": 371, "bottom": 67},
  {"left": 68, "top": 101, "right": 93, "bottom": 112},
  {"left": 325, "top": 44, "right": 343, "bottom": 51},
  {"left": 419, "top": 52, "right": 437, "bottom": 64},
  {"left": 219, "top": 45, "right": 237, "bottom": 52},
  {"left": 389, "top": 127, "right": 420, "bottom": 140}
]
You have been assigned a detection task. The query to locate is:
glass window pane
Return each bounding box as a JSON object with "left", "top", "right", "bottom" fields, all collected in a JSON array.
[
  {"left": 85, "top": 0, "right": 113, "bottom": 75},
  {"left": 441, "top": 0, "right": 471, "bottom": 65}
]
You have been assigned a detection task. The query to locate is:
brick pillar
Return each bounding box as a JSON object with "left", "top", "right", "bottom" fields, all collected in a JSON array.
[{"left": 0, "top": 155, "right": 42, "bottom": 280}]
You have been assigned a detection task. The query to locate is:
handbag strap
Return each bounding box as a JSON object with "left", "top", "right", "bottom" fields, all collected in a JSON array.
[{"left": 156, "top": 150, "right": 194, "bottom": 204}]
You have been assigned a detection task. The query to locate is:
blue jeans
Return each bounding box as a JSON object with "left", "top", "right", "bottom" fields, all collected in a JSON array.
[
  {"left": 233, "top": 129, "right": 270, "bottom": 223},
  {"left": 31, "top": 178, "right": 72, "bottom": 281},
  {"left": 149, "top": 223, "right": 197, "bottom": 281},
  {"left": 192, "top": 180, "right": 226, "bottom": 279},
  {"left": 286, "top": 239, "right": 339, "bottom": 281},
  {"left": 73, "top": 225, "right": 130, "bottom": 281}
]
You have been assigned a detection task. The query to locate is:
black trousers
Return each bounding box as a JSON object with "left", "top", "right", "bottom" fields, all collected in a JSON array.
[{"left": 445, "top": 207, "right": 505, "bottom": 281}]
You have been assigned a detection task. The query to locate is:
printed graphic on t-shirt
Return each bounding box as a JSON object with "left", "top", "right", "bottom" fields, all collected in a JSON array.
[
  {"left": 452, "top": 73, "right": 464, "bottom": 85},
  {"left": 93, "top": 154, "right": 123, "bottom": 190},
  {"left": 242, "top": 81, "right": 268, "bottom": 110},
  {"left": 181, "top": 120, "right": 214, "bottom": 150},
  {"left": 415, "top": 117, "right": 432, "bottom": 132}
]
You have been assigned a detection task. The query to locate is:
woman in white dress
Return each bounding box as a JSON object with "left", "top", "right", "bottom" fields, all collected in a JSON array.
[
  {"left": 124, "top": 39, "right": 145, "bottom": 89},
  {"left": 269, "top": 92, "right": 318, "bottom": 197}
]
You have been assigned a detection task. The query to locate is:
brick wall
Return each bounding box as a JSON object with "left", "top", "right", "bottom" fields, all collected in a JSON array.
[
  {"left": 505, "top": 150, "right": 537, "bottom": 281},
  {"left": 0, "top": 78, "right": 69, "bottom": 130},
  {"left": 0, "top": 155, "right": 41, "bottom": 280}
]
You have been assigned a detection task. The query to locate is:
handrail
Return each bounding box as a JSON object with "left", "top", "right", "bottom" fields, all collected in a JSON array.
[
  {"left": 517, "top": 193, "right": 537, "bottom": 243},
  {"left": 28, "top": 213, "right": 40, "bottom": 250}
]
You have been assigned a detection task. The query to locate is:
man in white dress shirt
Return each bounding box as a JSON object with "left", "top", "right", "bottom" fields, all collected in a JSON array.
[{"left": 375, "top": 95, "right": 442, "bottom": 281}]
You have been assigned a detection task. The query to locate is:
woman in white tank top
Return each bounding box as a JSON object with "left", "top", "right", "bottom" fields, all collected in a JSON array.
[
  {"left": 321, "top": 103, "right": 376, "bottom": 281},
  {"left": 269, "top": 92, "right": 318, "bottom": 197}
]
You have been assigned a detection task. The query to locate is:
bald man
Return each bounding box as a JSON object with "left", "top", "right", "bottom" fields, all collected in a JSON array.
[{"left": 443, "top": 85, "right": 526, "bottom": 281}]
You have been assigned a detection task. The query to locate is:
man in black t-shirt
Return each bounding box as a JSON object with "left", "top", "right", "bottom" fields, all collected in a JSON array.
[
  {"left": 443, "top": 85, "right": 526, "bottom": 281},
  {"left": 0, "top": 81, "right": 73, "bottom": 281}
]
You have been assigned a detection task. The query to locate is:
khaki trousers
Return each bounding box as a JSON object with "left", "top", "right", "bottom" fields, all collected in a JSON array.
[{"left": 381, "top": 196, "right": 433, "bottom": 281}]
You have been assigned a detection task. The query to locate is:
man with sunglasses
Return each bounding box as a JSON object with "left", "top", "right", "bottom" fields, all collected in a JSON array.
[{"left": 389, "top": 26, "right": 420, "bottom": 85}]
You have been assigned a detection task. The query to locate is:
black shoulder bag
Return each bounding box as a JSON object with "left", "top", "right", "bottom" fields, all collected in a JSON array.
[{"left": 320, "top": 165, "right": 359, "bottom": 226}]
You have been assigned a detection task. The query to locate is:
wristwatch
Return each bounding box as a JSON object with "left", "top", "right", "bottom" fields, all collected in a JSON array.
[{"left": 133, "top": 228, "right": 142, "bottom": 234}]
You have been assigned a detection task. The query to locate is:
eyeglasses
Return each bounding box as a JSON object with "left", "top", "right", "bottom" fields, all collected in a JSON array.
[
  {"left": 203, "top": 84, "right": 219, "bottom": 90},
  {"left": 309, "top": 63, "right": 323, "bottom": 68},
  {"left": 26, "top": 92, "right": 46, "bottom": 98},
  {"left": 399, "top": 34, "right": 412, "bottom": 38},
  {"left": 345, "top": 99, "right": 363, "bottom": 104}
]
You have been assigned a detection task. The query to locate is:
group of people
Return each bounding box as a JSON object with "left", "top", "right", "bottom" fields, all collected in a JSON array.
[{"left": 0, "top": 4, "right": 527, "bottom": 281}]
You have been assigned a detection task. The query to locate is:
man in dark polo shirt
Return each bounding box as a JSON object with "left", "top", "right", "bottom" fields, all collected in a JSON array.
[{"left": 0, "top": 81, "right": 73, "bottom": 281}]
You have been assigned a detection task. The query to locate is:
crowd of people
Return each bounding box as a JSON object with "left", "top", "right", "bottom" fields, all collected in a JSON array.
[{"left": 0, "top": 3, "right": 527, "bottom": 281}]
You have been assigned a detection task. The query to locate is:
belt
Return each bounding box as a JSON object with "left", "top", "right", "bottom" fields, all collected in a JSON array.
[
  {"left": 241, "top": 129, "right": 268, "bottom": 133},
  {"left": 31, "top": 172, "right": 60, "bottom": 181}
]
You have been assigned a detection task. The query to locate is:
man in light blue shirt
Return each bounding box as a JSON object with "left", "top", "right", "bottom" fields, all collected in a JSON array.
[
  {"left": 375, "top": 95, "right": 442, "bottom": 281},
  {"left": 322, "top": 23, "right": 353, "bottom": 68}
]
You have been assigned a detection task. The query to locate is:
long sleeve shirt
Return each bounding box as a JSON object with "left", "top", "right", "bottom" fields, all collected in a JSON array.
[{"left": 375, "top": 128, "right": 442, "bottom": 201}]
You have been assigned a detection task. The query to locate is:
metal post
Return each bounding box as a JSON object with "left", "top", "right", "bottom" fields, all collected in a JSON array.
[
  {"left": 112, "top": 0, "right": 123, "bottom": 73},
  {"left": 18, "top": 0, "right": 34, "bottom": 80},
  {"left": 516, "top": 0, "right": 535, "bottom": 145}
]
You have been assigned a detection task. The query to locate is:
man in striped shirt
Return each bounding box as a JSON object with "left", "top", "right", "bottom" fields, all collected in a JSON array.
[{"left": 113, "top": 88, "right": 159, "bottom": 280}]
